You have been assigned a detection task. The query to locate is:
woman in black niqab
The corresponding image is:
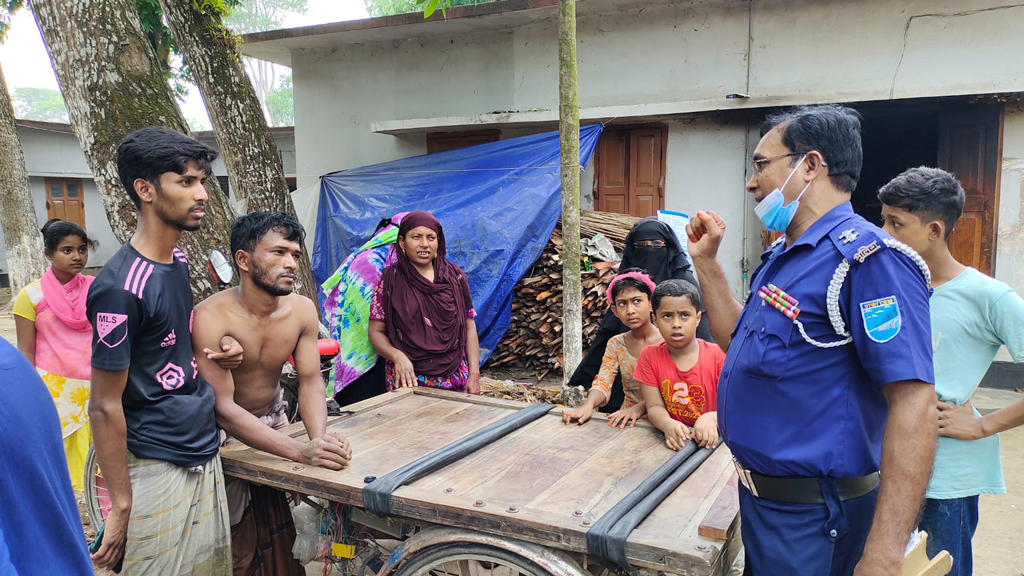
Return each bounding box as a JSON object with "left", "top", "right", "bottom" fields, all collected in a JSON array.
[{"left": 566, "top": 218, "right": 713, "bottom": 411}]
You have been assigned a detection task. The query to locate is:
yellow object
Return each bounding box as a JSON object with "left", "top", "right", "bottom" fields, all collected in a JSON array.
[
  {"left": 38, "top": 368, "right": 91, "bottom": 437},
  {"left": 36, "top": 366, "right": 92, "bottom": 491},
  {"left": 332, "top": 543, "right": 356, "bottom": 559},
  {"left": 12, "top": 280, "right": 41, "bottom": 321},
  {"left": 64, "top": 422, "right": 92, "bottom": 491},
  {"left": 904, "top": 531, "right": 951, "bottom": 576}
]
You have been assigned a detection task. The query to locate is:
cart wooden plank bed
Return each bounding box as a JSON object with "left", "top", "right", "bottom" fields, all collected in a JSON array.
[{"left": 219, "top": 388, "right": 742, "bottom": 576}]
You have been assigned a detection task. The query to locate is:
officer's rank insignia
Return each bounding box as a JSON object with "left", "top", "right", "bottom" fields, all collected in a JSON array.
[
  {"left": 839, "top": 228, "right": 859, "bottom": 244},
  {"left": 859, "top": 296, "right": 901, "bottom": 343},
  {"left": 853, "top": 241, "right": 880, "bottom": 263}
]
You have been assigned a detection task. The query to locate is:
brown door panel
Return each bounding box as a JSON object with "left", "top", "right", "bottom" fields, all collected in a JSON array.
[
  {"left": 45, "top": 179, "right": 86, "bottom": 228},
  {"left": 938, "top": 106, "right": 1002, "bottom": 275},
  {"left": 594, "top": 126, "right": 667, "bottom": 217},
  {"left": 949, "top": 215, "right": 982, "bottom": 271},
  {"left": 425, "top": 130, "right": 500, "bottom": 154},
  {"left": 629, "top": 129, "right": 663, "bottom": 218},
  {"left": 596, "top": 131, "right": 629, "bottom": 213},
  {"left": 634, "top": 195, "right": 657, "bottom": 219},
  {"left": 603, "top": 195, "right": 628, "bottom": 215}
]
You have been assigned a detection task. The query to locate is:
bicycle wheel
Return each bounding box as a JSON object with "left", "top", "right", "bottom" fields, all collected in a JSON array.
[
  {"left": 392, "top": 542, "right": 552, "bottom": 576},
  {"left": 279, "top": 378, "right": 301, "bottom": 423},
  {"left": 83, "top": 444, "right": 112, "bottom": 528}
]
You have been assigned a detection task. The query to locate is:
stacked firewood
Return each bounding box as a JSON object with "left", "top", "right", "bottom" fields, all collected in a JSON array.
[
  {"left": 485, "top": 211, "right": 639, "bottom": 379},
  {"left": 479, "top": 377, "right": 562, "bottom": 404},
  {"left": 578, "top": 210, "right": 645, "bottom": 251}
]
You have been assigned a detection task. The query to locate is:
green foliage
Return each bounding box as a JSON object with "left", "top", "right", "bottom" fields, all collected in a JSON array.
[
  {"left": 265, "top": 73, "right": 293, "bottom": 126},
  {"left": 187, "top": 116, "right": 211, "bottom": 132},
  {"left": 0, "top": 0, "right": 26, "bottom": 42},
  {"left": 136, "top": 0, "right": 176, "bottom": 63},
  {"left": 192, "top": 0, "right": 235, "bottom": 17},
  {"left": 363, "top": 0, "right": 489, "bottom": 19},
  {"left": 11, "top": 87, "right": 69, "bottom": 122},
  {"left": 135, "top": 0, "right": 193, "bottom": 98}
]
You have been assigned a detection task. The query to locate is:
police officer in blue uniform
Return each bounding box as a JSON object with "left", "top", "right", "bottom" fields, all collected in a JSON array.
[{"left": 686, "top": 105, "right": 936, "bottom": 576}]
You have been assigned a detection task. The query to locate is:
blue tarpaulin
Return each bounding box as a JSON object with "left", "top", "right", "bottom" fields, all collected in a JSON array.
[{"left": 312, "top": 124, "right": 604, "bottom": 363}]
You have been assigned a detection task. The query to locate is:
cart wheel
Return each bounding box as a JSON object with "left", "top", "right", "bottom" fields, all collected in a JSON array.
[
  {"left": 83, "top": 444, "right": 112, "bottom": 529},
  {"left": 392, "top": 543, "right": 553, "bottom": 576},
  {"left": 280, "top": 380, "right": 301, "bottom": 423}
]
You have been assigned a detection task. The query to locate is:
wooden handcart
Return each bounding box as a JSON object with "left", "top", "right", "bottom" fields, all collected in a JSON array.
[{"left": 220, "top": 388, "right": 742, "bottom": 576}]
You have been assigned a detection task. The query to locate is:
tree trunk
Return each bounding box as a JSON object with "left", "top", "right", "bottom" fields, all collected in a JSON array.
[
  {"left": 32, "top": 0, "right": 238, "bottom": 302},
  {"left": 0, "top": 64, "right": 48, "bottom": 295},
  {"left": 558, "top": 0, "right": 583, "bottom": 399},
  {"left": 158, "top": 0, "right": 318, "bottom": 305}
]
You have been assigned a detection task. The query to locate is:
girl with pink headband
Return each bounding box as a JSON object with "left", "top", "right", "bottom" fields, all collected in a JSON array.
[{"left": 563, "top": 268, "right": 662, "bottom": 428}]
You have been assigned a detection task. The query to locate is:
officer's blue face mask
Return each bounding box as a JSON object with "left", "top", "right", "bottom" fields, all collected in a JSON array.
[{"left": 754, "top": 154, "right": 811, "bottom": 233}]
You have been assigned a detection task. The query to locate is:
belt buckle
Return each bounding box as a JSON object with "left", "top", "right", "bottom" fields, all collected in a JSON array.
[{"left": 732, "top": 458, "right": 759, "bottom": 498}]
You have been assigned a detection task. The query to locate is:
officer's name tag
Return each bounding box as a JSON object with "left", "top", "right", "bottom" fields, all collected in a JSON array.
[{"left": 859, "top": 296, "right": 901, "bottom": 343}]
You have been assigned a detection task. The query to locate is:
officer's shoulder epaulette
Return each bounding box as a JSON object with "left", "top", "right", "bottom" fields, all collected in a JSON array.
[
  {"left": 828, "top": 220, "right": 931, "bottom": 285},
  {"left": 829, "top": 222, "right": 885, "bottom": 265}
]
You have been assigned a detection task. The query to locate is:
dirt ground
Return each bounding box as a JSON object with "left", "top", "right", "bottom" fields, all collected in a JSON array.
[{"left": 1, "top": 298, "right": 1021, "bottom": 575}]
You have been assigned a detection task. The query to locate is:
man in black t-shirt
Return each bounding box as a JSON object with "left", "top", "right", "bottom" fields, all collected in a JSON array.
[
  {"left": 87, "top": 127, "right": 241, "bottom": 575},
  {"left": 90, "top": 245, "right": 218, "bottom": 465}
]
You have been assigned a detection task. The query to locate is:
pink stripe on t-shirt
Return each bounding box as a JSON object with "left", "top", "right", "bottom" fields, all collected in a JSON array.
[
  {"left": 131, "top": 262, "right": 150, "bottom": 296},
  {"left": 136, "top": 263, "right": 155, "bottom": 297},
  {"left": 124, "top": 257, "right": 142, "bottom": 291}
]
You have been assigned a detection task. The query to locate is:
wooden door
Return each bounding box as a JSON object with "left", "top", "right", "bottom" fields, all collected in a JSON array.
[
  {"left": 45, "top": 178, "right": 86, "bottom": 229},
  {"left": 937, "top": 106, "right": 1002, "bottom": 276},
  {"left": 629, "top": 129, "right": 664, "bottom": 218},
  {"left": 426, "top": 130, "right": 500, "bottom": 154},
  {"left": 595, "top": 130, "right": 629, "bottom": 214},
  {"left": 594, "top": 127, "right": 665, "bottom": 217}
]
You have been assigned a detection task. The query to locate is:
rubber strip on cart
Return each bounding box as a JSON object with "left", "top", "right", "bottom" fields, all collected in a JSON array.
[
  {"left": 586, "top": 441, "right": 719, "bottom": 566},
  {"left": 362, "top": 402, "right": 552, "bottom": 515},
  {"left": 600, "top": 443, "right": 718, "bottom": 566}
]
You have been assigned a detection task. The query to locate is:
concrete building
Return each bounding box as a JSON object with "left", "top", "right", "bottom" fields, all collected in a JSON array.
[
  {"left": 0, "top": 120, "right": 297, "bottom": 278},
  {"left": 241, "top": 0, "right": 1024, "bottom": 308}
]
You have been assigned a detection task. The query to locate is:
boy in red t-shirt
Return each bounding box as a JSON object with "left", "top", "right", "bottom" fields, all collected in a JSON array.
[{"left": 635, "top": 279, "right": 726, "bottom": 450}]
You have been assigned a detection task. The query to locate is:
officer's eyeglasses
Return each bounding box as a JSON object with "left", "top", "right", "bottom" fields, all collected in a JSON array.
[
  {"left": 634, "top": 240, "right": 667, "bottom": 248},
  {"left": 750, "top": 151, "right": 809, "bottom": 176}
]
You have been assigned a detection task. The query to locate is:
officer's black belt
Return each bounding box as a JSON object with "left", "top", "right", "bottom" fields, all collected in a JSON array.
[
  {"left": 362, "top": 402, "right": 551, "bottom": 516},
  {"left": 735, "top": 464, "right": 879, "bottom": 505},
  {"left": 587, "top": 441, "right": 718, "bottom": 568}
]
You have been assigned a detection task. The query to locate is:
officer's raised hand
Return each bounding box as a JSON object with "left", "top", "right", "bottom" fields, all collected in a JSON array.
[{"left": 685, "top": 210, "right": 727, "bottom": 260}]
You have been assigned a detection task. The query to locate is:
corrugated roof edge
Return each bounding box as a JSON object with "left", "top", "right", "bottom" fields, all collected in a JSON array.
[
  {"left": 15, "top": 119, "right": 76, "bottom": 133},
  {"left": 239, "top": 0, "right": 559, "bottom": 46}
]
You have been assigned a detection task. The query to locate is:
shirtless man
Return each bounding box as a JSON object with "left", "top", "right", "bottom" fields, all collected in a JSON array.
[{"left": 192, "top": 211, "right": 351, "bottom": 576}]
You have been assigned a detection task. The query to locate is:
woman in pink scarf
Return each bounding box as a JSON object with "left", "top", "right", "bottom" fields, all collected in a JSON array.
[{"left": 14, "top": 220, "right": 97, "bottom": 490}]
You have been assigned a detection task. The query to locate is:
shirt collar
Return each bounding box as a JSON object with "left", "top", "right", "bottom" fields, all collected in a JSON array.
[{"left": 786, "top": 202, "right": 856, "bottom": 251}]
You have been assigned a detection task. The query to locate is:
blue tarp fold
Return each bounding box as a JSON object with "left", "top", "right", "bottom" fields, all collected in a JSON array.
[{"left": 313, "top": 124, "right": 604, "bottom": 362}]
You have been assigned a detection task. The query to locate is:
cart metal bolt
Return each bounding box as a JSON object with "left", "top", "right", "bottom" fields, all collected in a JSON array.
[
  {"left": 580, "top": 520, "right": 592, "bottom": 527},
  {"left": 473, "top": 500, "right": 486, "bottom": 507},
  {"left": 507, "top": 506, "right": 519, "bottom": 513},
  {"left": 695, "top": 544, "right": 709, "bottom": 552},
  {"left": 292, "top": 465, "right": 305, "bottom": 471},
  {"left": 572, "top": 510, "right": 584, "bottom": 517},
  {"left": 444, "top": 488, "right": 455, "bottom": 493}
]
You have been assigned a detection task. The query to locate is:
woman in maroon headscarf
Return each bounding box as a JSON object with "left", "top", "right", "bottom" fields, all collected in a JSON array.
[{"left": 368, "top": 211, "right": 481, "bottom": 394}]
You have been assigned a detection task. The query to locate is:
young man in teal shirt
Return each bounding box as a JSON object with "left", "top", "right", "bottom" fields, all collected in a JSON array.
[{"left": 879, "top": 166, "right": 1024, "bottom": 575}]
